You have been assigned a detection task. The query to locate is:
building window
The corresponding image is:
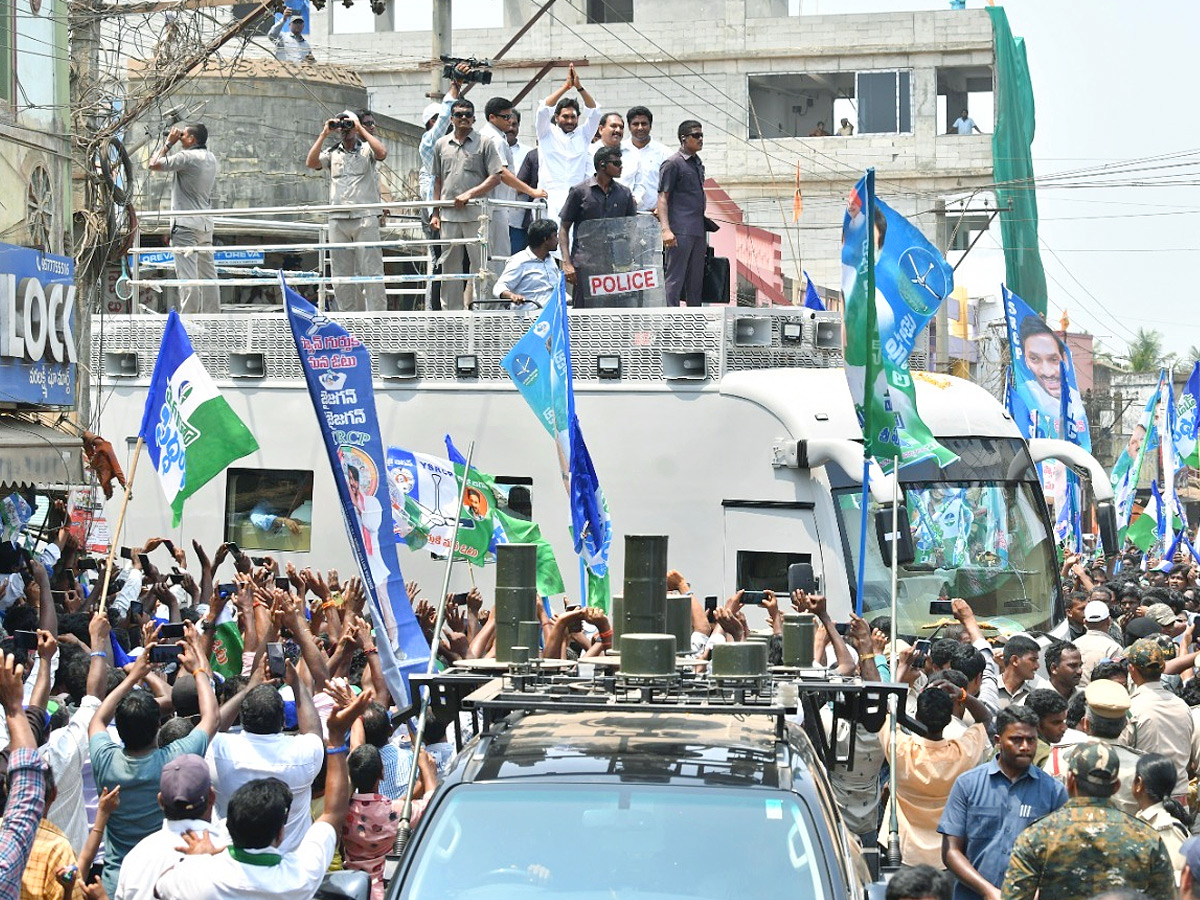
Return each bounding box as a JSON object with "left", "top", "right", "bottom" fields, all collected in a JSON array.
[
  {"left": 225, "top": 468, "right": 314, "bottom": 552},
  {"left": 937, "top": 66, "right": 994, "bottom": 134},
  {"left": 587, "top": 0, "right": 633, "bottom": 24},
  {"left": 747, "top": 70, "right": 912, "bottom": 138}
]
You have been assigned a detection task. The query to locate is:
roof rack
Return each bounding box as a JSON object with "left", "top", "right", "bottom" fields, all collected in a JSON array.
[{"left": 410, "top": 662, "right": 921, "bottom": 771}]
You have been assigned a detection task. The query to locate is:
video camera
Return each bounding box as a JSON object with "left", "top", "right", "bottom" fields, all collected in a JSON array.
[{"left": 441, "top": 55, "right": 492, "bottom": 86}]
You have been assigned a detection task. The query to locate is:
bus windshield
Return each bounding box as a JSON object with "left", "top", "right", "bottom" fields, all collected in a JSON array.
[{"left": 832, "top": 440, "right": 1061, "bottom": 636}]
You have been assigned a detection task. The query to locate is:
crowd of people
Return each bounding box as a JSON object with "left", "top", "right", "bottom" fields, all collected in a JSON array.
[
  {"left": 864, "top": 547, "right": 1200, "bottom": 900},
  {"left": 6, "top": 497, "right": 1200, "bottom": 900},
  {"left": 0, "top": 519, "right": 463, "bottom": 900},
  {"left": 151, "top": 63, "right": 711, "bottom": 315}
]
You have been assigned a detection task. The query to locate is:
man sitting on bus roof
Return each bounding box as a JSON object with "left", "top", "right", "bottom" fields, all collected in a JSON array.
[{"left": 492, "top": 219, "right": 561, "bottom": 310}]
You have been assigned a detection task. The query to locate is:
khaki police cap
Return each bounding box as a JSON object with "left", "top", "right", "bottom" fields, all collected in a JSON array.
[{"left": 1084, "top": 678, "right": 1130, "bottom": 720}]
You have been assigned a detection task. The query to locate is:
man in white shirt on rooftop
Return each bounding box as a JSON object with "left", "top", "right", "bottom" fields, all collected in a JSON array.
[
  {"left": 536, "top": 63, "right": 601, "bottom": 226},
  {"left": 620, "top": 105, "right": 670, "bottom": 214}
]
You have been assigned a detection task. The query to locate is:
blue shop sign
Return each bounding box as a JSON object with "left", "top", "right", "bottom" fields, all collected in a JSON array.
[{"left": 0, "top": 243, "right": 76, "bottom": 407}]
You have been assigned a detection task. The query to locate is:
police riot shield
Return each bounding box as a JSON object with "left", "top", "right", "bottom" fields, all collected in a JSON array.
[{"left": 571, "top": 216, "right": 666, "bottom": 308}]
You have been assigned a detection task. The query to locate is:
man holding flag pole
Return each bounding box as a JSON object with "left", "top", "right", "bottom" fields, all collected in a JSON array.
[
  {"left": 841, "top": 167, "right": 959, "bottom": 869},
  {"left": 98, "top": 311, "right": 259, "bottom": 609}
]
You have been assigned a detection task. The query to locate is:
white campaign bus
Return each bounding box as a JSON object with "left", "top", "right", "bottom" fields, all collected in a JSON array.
[{"left": 89, "top": 305, "right": 1114, "bottom": 634}]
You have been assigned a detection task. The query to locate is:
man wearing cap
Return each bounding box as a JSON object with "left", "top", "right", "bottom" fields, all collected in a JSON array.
[
  {"left": 306, "top": 108, "right": 388, "bottom": 312},
  {"left": 1181, "top": 835, "right": 1200, "bottom": 900},
  {"left": 153, "top": 685, "right": 372, "bottom": 900},
  {"left": 266, "top": 9, "right": 314, "bottom": 64},
  {"left": 1043, "top": 679, "right": 1145, "bottom": 816},
  {"left": 1001, "top": 741, "right": 1175, "bottom": 900},
  {"left": 1122, "top": 637, "right": 1195, "bottom": 796},
  {"left": 115, "top": 754, "right": 228, "bottom": 900},
  {"left": 940, "top": 706, "right": 1066, "bottom": 900},
  {"left": 1146, "top": 601, "right": 1186, "bottom": 639},
  {"left": 1075, "top": 600, "right": 1123, "bottom": 688}
]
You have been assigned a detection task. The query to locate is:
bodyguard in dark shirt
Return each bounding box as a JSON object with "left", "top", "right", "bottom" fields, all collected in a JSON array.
[
  {"left": 559, "top": 145, "right": 636, "bottom": 307},
  {"left": 657, "top": 120, "right": 707, "bottom": 306}
]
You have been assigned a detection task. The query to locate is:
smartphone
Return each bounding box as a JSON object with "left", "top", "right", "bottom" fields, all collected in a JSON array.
[
  {"left": 929, "top": 599, "right": 954, "bottom": 616},
  {"left": 267, "top": 642, "right": 286, "bottom": 679},
  {"left": 129, "top": 600, "right": 144, "bottom": 619},
  {"left": 740, "top": 590, "right": 766, "bottom": 605},
  {"left": 451, "top": 592, "right": 469, "bottom": 605},
  {"left": 834, "top": 622, "right": 851, "bottom": 636},
  {"left": 705, "top": 595, "right": 718, "bottom": 624},
  {"left": 225, "top": 542, "right": 240, "bottom": 555},
  {"left": 12, "top": 630, "right": 37, "bottom": 652},
  {"left": 168, "top": 572, "right": 185, "bottom": 585},
  {"left": 911, "top": 638, "right": 932, "bottom": 665},
  {"left": 149, "top": 645, "right": 180, "bottom": 665},
  {"left": 119, "top": 547, "right": 133, "bottom": 560},
  {"left": 275, "top": 575, "right": 292, "bottom": 592},
  {"left": 137, "top": 553, "right": 152, "bottom": 571},
  {"left": 788, "top": 563, "right": 817, "bottom": 596},
  {"left": 251, "top": 556, "right": 268, "bottom": 567},
  {"left": 77, "top": 558, "right": 99, "bottom": 571},
  {"left": 162, "top": 539, "right": 176, "bottom": 555},
  {"left": 218, "top": 582, "right": 237, "bottom": 598},
  {"left": 159, "top": 622, "right": 186, "bottom": 640}
]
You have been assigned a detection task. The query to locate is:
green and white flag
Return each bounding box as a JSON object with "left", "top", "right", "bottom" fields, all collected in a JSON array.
[
  {"left": 209, "top": 602, "right": 243, "bottom": 680},
  {"left": 138, "top": 312, "right": 259, "bottom": 526},
  {"left": 1127, "top": 481, "right": 1182, "bottom": 553}
]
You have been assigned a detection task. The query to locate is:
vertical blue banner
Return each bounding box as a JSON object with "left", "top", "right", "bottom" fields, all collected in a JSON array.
[
  {"left": 281, "top": 278, "right": 429, "bottom": 704},
  {"left": 1002, "top": 285, "right": 1090, "bottom": 450}
]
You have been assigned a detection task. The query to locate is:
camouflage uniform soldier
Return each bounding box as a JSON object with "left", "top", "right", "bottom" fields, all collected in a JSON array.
[
  {"left": 1001, "top": 741, "right": 1175, "bottom": 900},
  {"left": 1042, "top": 679, "right": 1145, "bottom": 816}
]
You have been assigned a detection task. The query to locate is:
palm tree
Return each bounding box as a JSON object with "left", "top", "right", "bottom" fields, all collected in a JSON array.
[{"left": 1126, "top": 328, "right": 1164, "bottom": 373}]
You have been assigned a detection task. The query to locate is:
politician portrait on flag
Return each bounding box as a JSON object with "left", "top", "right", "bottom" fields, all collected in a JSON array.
[{"left": 1002, "top": 286, "right": 1090, "bottom": 449}]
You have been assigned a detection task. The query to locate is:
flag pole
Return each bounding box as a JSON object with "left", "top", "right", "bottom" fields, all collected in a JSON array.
[
  {"left": 394, "top": 438, "right": 476, "bottom": 859},
  {"left": 99, "top": 437, "right": 143, "bottom": 613},
  {"left": 886, "top": 465, "right": 902, "bottom": 868},
  {"left": 855, "top": 457, "right": 870, "bottom": 617}
]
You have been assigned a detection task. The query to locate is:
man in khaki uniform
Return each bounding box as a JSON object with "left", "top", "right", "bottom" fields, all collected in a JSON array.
[
  {"left": 1043, "top": 679, "right": 1145, "bottom": 816},
  {"left": 1073, "top": 600, "right": 1123, "bottom": 687},
  {"left": 1122, "top": 638, "right": 1194, "bottom": 797}
]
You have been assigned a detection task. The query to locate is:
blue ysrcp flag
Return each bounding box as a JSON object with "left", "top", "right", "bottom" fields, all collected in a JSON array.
[
  {"left": 841, "top": 170, "right": 957, "bottom": 467},
  {"left": 501, "top": 276, "right": 612, "bottom": 577},
  {"left": 802, "top": 271, "right": 825, "bottom": 311},
  {"left": 1002, "top": 286, "right": 1090, "bottom": 450},
  {"left": 1112, "top": 370, "right": 1165, "bottom": 539},
  {"left": 281, "top": 276, "right": 429, "bottom": 704}
]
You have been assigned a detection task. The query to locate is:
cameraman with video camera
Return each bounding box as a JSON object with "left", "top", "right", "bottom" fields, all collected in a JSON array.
[{"left": 306, "top": 109, "right": 388, "bottom": 311}]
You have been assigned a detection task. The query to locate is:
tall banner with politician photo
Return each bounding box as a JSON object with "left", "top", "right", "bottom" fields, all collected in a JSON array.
[{"left": 1002, "top": 285, "right": 1091, "bottom": 451}]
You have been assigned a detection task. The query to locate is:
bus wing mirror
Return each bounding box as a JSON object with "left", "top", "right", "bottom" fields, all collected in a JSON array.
[
  {"left": 874, "top": 505, "right": 914, "bottom": 568},
  {"left": 1097, "top": 501, "right": 1119, "bottom": 557}
]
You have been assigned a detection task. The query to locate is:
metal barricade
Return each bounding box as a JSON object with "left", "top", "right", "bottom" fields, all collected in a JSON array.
[{"left": 129, "top": 198, "right": 547, "bottom": 314}]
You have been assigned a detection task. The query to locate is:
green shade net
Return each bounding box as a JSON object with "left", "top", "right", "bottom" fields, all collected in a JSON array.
[{"left": 989, "top": 6, "right": 1048, "bottom": 316}]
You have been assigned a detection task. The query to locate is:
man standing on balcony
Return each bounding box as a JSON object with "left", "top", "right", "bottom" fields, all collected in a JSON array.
[
  {"left": 149, "top": 122, "right": 219, "bottom": 315},
  {"left": 306, "top": 109, "right": 388, "bottom": 312},
  {"left": 431, "top": 98, "right": 504, "bottom": 310},
  {"left": 952, "top": 108, "right": 982, "bottom": 135}
]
